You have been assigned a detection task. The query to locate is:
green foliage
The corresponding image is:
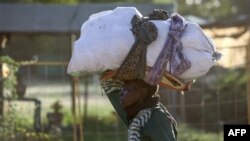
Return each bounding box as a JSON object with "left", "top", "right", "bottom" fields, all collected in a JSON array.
[
  {"left": 181, "top": 67, "right": 247, "bottom": 131},
  {"left": 1, "top": 56, "right": 20, "bottom": 97},
  {"left": 176, "top": 0, "right": 250, "bottom": 20},
  {"left": 205, "top": 68, "right": 247, "bottom": 104},
  {"left": 0, "top": 127, "right": 55, "bottom": 141},
  {"left": 0, "top": 101, "right": 223, "bottom": 141},
  {"left": 216, "top": 68, "right": 247, "bottom": 122},
  {"left": 0, "top": 103, "right": 58, "bottom": 141},
  {"left": 219, "top": 68, "right": 246, "bottom": 88},
  {"left": 0, "top": 55, "right": 37, "bottom": 98}
]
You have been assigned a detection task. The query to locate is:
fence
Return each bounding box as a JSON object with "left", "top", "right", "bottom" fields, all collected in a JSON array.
[
  {"left": 163, "top": 45, "right": 248, "bottom": 131},
  {"left": 1, "top": 28, "right": 249, "bottom": 141},
  {"left": 2, "top": 43, "right": 246, "bottom": 141}
]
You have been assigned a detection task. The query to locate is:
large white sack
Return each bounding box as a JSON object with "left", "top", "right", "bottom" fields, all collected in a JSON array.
[{"left": 67, "top": 7, "right": 220, "bottom": 81}]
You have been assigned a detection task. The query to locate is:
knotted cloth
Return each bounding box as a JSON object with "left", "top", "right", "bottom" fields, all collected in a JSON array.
[
  {"left": 115, "top": 9, "right": 168, "bottom": 81},
  {"left": 146, "top": 13, "right": 191, "bottom": 85},
  {"left": 114, "top": 15, "right": 157, "bottom": 80}
]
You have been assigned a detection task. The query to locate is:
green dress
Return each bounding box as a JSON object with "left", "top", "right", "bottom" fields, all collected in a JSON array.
[{"left": 101, "top": 78, "right": 177, "bottom": 141}]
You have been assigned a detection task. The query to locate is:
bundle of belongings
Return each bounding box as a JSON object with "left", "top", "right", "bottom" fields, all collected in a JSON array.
[
  {"left": 67, "top": 7, "right": 222, "bottom": 141},
  {"left": 67, "top": 7, "right": 221, "bottom": 90}
]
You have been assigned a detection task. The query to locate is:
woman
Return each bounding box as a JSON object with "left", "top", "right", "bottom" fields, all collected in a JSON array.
[{"left": 100, "top": 75, "right": 177, "bottom": 141}]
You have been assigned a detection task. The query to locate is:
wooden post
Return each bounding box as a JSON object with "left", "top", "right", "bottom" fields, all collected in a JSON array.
[
  {"left": 0, "top": 34, "right": 8, "bottom": 117},
  {"left": 70, "top": 34, "right": 84, "bottom": 141},
  {"left": 216, "top": 83, "right": 221, "bottom": 129},
  {"left": 247, "top": 26, "right": 250, "bottom": 124},
  {"left": 0, "top": 45, "right": 3, "bottom": 117},
  {"left": 77, "top": 77, "right": 83, "bottom": 141},
  {"left": 70, "top": 34, "right": 78, "bottom": 141},
  {"left": 180, "top": 92, "right": 186, "bottom": 122},
  {"left": 83, "top": 76, "right": 88, "bottom": 123},
  {"left": 71, "top": 76, "right": 78, "bottom": 141}
]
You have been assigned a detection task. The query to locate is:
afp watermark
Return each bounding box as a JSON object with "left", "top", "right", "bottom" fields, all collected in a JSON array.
[{"left": 224, "top": 125, "right": 250, "bottom": 141}]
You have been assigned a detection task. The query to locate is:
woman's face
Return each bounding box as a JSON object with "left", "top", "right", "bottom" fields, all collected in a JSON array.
[{"left": 120, "top": 81, "right": 142, "bottom": 108}]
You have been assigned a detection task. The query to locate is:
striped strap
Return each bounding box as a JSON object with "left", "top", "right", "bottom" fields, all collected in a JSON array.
[{"left": 128, "top": 108, "right": 152, "bottom": 141}]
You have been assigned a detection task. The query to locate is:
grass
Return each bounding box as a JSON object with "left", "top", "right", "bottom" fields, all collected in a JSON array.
[
  {"left": 3, "top": 97, "right": 224, "bottom": 141},
  {"left": 3, "top": 103, "right": 224, "bottom": 141},
  {"left": 178, "top": 124, "right": 223, "bottom": 141},
  {"left": 6, "top": 101, "right": 223, "bottom": 141}
]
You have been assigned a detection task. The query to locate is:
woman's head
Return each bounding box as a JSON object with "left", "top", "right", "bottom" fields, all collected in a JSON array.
[{"left": 120, "top": 79, "right": 157, "bottom": 108}]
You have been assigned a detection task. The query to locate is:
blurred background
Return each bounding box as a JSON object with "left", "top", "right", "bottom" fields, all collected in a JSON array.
[{"left": 0, "top": 0, "right": 249, "bottom": 141}]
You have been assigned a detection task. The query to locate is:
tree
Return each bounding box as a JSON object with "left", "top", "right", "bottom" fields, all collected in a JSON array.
[{"left": 176, "top": 0, "right": 250, "bottom": 20}]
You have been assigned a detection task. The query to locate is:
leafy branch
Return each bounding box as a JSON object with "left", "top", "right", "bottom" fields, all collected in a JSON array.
[{"left": 0, "top": 55, "right": 37, "bottom": 98}]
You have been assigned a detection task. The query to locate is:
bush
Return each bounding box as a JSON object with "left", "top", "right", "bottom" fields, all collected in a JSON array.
[
  {"left": 0, "top": 103, "right": 60, "bottom": 141},
  {"left": 0, "top": 127, "right": 53, "bottom": 141}
]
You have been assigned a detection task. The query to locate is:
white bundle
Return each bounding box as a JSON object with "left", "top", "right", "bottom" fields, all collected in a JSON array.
[{"left": 67, "top": 7, "right": 221, "bottom": 81}]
